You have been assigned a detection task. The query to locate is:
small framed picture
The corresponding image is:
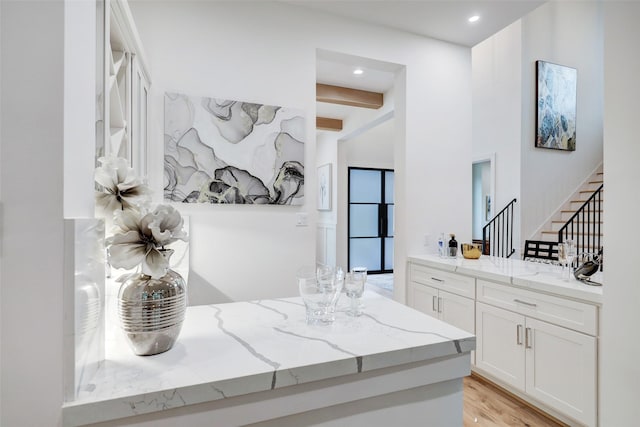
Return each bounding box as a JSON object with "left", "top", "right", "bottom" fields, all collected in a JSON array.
[
  {"left": 317, "top": 164, "right": 332, "bottom": 211},
  {"left": 485, "top": 195, "right": 492, "bottom": 221}
]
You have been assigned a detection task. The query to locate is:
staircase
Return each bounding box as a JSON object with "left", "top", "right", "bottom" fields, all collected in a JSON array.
[{"left": 538, "top": 166, "right": 603, "bottom": 256}]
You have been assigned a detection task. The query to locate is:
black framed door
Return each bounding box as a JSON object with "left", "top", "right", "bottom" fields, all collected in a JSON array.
[{"left": 348, "top": 167, "right": 394, "bottom": 273}]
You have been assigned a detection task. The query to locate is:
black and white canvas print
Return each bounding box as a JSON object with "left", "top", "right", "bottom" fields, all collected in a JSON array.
[
  {"left": 164, "top": 92, "right": 305, "bottom": 204},
  {"left": 536, "top": 60, "right": 577, "bottom": 151}
]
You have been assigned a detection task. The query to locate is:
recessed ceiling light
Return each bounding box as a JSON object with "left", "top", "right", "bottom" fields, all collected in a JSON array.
[
  {"left": 353, "top": 68, "right": 364, "bottom": 75},
  {"left": 468, "top": 15, "right": 480, "bottom": 23}
]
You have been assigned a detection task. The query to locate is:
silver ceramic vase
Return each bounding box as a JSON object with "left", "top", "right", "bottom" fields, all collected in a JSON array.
[{"left": 117, "top": 250, "right": 186, "bottom": 356}]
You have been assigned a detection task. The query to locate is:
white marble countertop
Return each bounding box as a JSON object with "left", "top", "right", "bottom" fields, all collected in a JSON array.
[
  {"left": 62, "top": 291, "right": 475, "bottom": 426},
  {"left": 408, "top": 254, "right": 603, "bottom": 304}
]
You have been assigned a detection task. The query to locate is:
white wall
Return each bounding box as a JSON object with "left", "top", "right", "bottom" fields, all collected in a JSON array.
[
  {"left": 346, "top": 118, "right": 394, "bottom": 170},
  {"left": 473, "top": 2, "right": 604, "bottom": 250},
  {"left": 1, "top": 1, "right": 66, "bottom": 425},
  {"left": 472, "top": 21, "right": 522, "bottom": 223},
  {"left": 316, "top": 132, "right": 338, "bottom": 267},
  {"left": 520, "top": 1, "right": 604, "bottom": 241},
  {"left": 601, "top": 3, "right": 640, "bottom": 425},
  {"left": 129, "top": 1, "right": 472, "bottom": 304}
]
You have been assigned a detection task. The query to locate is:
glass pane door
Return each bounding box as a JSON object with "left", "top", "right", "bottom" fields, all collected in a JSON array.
[{"left": 348, "top": 168, "right": 394, "bottom": 273}]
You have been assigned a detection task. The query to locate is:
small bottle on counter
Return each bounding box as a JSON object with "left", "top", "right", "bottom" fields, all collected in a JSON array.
[
  {"left": 448, "top": 234, "right": 458, "bottom": 257},
  {"left": 437, "top": 233, "right": 445, "bottom": 257}
]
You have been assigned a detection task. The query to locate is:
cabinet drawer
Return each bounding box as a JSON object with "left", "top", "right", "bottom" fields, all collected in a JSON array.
[
  {"left": 410, "top": 264, "right": 475, "bottom": 299},
  {"left": 477, "top": 280, "right": 597, "bottom": 336}
]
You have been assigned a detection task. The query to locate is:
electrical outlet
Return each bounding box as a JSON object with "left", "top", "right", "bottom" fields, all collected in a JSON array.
[{"left": 296, "top": 212, "right": 308, "bottom": 227}]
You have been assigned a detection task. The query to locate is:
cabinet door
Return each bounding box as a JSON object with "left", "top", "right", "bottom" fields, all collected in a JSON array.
[
  {"left": 407, "top": 282, "right": 438, "bottom": 319},
  {"left": 439, "top": 290, "right": 474, "bottom": 335},
  {"left": 525, "top": 318, "right": 597, "bottom": 427},
  {"left": 476, "top": 302, "right": 525, "bottom": 391}
]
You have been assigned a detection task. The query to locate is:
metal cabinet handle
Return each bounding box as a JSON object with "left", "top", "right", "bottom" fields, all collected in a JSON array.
[
  {"left": 514, "top": 299, "right": 537, "bottom": 307},
  {"left": 438, "top": 297, "right": 443, "bottom": 313},
  {"left": 431, "top": 277, "right": 444, "bottom": 282},
  {"left": 525, "top": 327, "right": 533, "bottom": 348},
  {"left": 516, "top": 324, "right": 523, "bottom": 345},
  {"left": 432, "top": 295, "right": 437, "bottom": 312}
]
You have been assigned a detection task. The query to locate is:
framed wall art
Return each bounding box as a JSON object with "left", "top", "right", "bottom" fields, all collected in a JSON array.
[
  {"left": 317, "top": 163, "right": 332, "bottom": 211},
  {"left": 535, "top": 60, "right": 577, "bottom": 151},
  {"left": 164, "top": 92, "right": 305, "bottom": 205}
]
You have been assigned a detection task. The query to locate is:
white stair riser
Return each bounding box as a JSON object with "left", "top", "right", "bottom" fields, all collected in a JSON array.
[
  {"left": 551, "top": 222, "right": 602, "bottom": 232},
  {"left": 582, "top": 183, "right": 603, "bottom": 192},
  {"left": 570, "top": 200, "right": 603, "bottom": 211}
]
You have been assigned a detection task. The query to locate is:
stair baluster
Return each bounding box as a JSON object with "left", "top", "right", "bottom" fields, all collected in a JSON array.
[
  {"left": 482, "top": 198, "right": 517, "bottom": 258},
  {"left": 558, "top": 184, "right": 603, "bottom": 269}
]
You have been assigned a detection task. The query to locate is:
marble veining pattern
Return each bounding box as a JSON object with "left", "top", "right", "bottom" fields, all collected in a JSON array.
[
  {"left": 63, "top": 292, "right": 474, "bottom": 426},
  {"left": 409, "top": 254, "right": 602, "bottom": 304}
]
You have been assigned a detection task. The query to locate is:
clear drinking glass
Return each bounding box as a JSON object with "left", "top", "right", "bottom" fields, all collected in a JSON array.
[
  {"left": 564, "top": 240, "right": 577, "bottom": 281},
  {"left": 558, "top": 242, "right": 568, "bottom": 277},
  {"left": 297, "top": 266, "right": 343, "bottom": 324},
  {"left": 344, "top": 271, "right": 366, "bottom": 316}
]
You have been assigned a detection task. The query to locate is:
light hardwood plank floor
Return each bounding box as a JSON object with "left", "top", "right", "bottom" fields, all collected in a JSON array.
[{"left": 464, "top": 374, "right": 568, "bottom": 427}]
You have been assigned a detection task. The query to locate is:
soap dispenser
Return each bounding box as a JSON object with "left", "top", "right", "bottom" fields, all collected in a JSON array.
[{"left": 448, "top": 234, "right": 458, "bottom": 257}]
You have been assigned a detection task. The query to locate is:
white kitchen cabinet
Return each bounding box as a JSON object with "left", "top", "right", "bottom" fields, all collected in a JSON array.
[
  {"left": 407, "top": 281, "right": 438, "bottom": 318},
  {"left": 407, "top": 265, "right": 476, "bottom": 364},
  {"left": 407, "top": 256, "right": 601, "bottom": 427},
  {"left": 99, "top": 0, "right": 150, "bottom": 176},
  {"left": 476, "top": 301, "right": 596, "bottom": 426},
  {"left": 408, "top": 283, "right": 475, "bottom": 336},
  {"left": 525, "top": 317, "right": 596, "bottom": 426},
  {"left": 475, "top": 301, "right": 525, "bottom": 390},
  {"left": 407, "top": 264, "right": 475, "bottom": 336}
]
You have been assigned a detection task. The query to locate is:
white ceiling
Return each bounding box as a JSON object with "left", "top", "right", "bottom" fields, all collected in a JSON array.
[
  {"left": 288, "top": 0, "right": 545, "bottom": 48},
  {"left": 307, "top": 0, "right": 546, "bottom": 136}
]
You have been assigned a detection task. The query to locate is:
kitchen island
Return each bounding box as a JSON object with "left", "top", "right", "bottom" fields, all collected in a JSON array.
[{"left": 63, "top": 291, "right": 475, "bottom": 426}]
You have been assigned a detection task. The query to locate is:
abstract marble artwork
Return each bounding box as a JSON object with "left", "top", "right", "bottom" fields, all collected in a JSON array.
[
  {"left": 536, "top": 60, "right": 577, "bottom": 151},
  {"left": 164, "top": 92, "right": 305, "bottom": 204}
]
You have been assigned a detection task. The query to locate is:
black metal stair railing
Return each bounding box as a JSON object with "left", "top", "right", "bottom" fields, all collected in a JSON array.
[
  {"left": 482, "top": 198, "right": 517, "bottom": 258},
  {"left": 558, "top": 184, "right": 603, "bottom": 265}
]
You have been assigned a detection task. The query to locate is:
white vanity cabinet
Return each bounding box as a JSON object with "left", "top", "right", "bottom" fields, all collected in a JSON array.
[
  {"left": 407, "top": 264, "right": 476, "bottom": 339},
  {"left": 476, "top": 280, "right": 597, "bottom": 427}
]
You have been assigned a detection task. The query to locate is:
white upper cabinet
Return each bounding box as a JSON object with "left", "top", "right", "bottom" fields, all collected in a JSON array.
[{"left": 99, "top": 0, "right": 150, "bottom": 176}]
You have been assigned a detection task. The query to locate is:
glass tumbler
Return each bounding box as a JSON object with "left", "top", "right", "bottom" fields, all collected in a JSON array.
[{"left": 297, "top": 266, "right": 342, "bottom": 324}]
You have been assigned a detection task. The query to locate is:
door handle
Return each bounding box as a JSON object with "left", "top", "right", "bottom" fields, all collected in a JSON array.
[
  {"left": 438, "top": 297, "right": 442, "bottom": 313},
  {"left": 525, "top": 327, "right": 533, "bottom": 349},
  {"left": 516, "top": 324, "right": 523, "bottom": 345},
  {"left": 432, "top": 295, "right": 437, "bottom": 312}
]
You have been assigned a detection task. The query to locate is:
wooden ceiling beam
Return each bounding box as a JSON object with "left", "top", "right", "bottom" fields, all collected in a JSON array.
[
  {"left": 316, "top": 83, "right": 383, "bottom": 109},
  {"left": 316, "top": 117, "right": 343, "bottom": 132}
]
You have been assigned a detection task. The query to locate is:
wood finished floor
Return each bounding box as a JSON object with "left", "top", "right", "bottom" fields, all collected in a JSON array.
[{"left": 464, "top": 374, "right": 567, "bottom": 427}]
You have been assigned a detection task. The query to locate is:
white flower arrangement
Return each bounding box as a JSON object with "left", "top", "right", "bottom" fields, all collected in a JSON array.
[
  {"left": 95, "top": 156, "right": 188, "bottom": 279},
  {"left": 95, "top": 156, "right": 152, "bottom": 215}
]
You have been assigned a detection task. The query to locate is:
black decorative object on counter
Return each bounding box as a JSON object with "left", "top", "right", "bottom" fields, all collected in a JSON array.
[
  {"left": 574, "top": 248, "right": 603, "bottom": 286},
  {"left": 448, "top": 234, "right": 458, "bottom": 257}
]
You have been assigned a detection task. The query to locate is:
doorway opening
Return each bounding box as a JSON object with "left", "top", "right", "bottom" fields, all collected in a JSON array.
[
  {"left": 348, "top": 167, "right": 394, "bottom": 274},
  {"left": 472, "top": 156, "right": 494, "bottom": 241}
]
